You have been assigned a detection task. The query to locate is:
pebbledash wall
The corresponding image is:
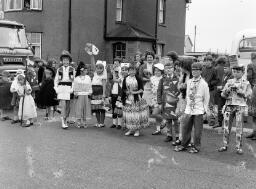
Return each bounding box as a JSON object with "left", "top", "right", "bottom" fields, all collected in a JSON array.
[{"left": 3, "top": 0, "right": 189, "bottom": 64}]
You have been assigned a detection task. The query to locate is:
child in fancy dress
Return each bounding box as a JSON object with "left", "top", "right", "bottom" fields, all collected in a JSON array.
[
  {"left": 36, "top": 66, "right": 58, "bottom": 120},
  {"left": 157, "top": 62, "right": 180, "bottom": 145},
  {"left": 54, "top": 50, "right": 75, "bottom": 129},
  {"left": 73, "top": 62, "right": 92, "bottom": 128},
  {"left": 90, "top": 56, "right": 107, "bottom": 128},
  {"left": 218, "top": 65, "right": 252, "bottom": 155},
  {"left": 150, "top": 63, "right": 164, "bottom": 135},
  {"left": 16, "top": 74, "right": 37, "bottom": 127}
]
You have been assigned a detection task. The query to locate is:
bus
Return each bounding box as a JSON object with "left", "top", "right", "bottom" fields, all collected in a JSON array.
[
  {"left": 230, "top": 29, "right": 256, "bottom": 74},
  {"left": 0, "top": 18, "right": 34, "bottom": 109}
]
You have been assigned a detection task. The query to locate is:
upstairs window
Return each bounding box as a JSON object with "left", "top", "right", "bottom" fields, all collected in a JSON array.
[
  {"left": 159, "top": 0, "right": 166, "bottom": 24},
  {"left": 5, "top": 0, "right": 22, "bottom": 11},
  {"left": 4, "top": 0, "right": 42, "bottom": 11},
  {"left": 113, "top": 42, "right": 126, "bottom": 59},
  {"left": 116, "top": 0, "right": 123, "bottom": 22}
]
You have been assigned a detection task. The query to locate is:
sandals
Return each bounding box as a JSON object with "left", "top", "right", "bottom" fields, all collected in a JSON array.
[
  {"left": 218, "top": 146, "right": 228, "bottom": 152},
  {"left": 152, "top": 130, "right": 161, "bottom": 135},
  {"left": 174, "top": 146, "right": 186, "bottom": 152},
  {"left": 188, "top": 147, "right": 199, "bottom": 153}
]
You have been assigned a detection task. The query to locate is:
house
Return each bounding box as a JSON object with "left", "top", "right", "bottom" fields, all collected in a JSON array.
[{"left": 1, "top": 0, "right": 191, "bottom": 64}]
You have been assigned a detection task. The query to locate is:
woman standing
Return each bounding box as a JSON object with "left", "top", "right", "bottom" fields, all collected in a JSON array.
[{"left": 122, "top": 65, "right": 148, "bottom": 137}]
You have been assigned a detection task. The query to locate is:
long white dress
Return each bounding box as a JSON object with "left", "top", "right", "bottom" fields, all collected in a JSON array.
[{"left": 17, "top": 83, "right": 37, "bottom": 120}]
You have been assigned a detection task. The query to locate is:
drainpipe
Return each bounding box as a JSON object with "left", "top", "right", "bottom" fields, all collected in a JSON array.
[
  {"left": 154, "top": 0, "right": 159, "bottom": 53},
  {"left": 104, "top": 0, "right": 108, "bottom": 39},
  {"left": 68, "top": 0, "right": 72, "bottom": 52}
]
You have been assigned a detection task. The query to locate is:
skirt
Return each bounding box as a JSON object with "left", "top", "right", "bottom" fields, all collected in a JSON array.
[
  {"left": 248, "top": 86, "right": 256, "bottom": 117},
  {"left": 74, "top": 95, "right": 92, "bottom": 120},
  {"left": 123, "top": 96, "right": 149, "bottom": 131},
  {"left": 56, "top": 82, "right": 72, "bottom": 100},
  {"left": 18, "top": 95, "right": 37, "bottom": 120},
  {"left": 143, "top": 89, "right": 153, "bottom": 106},
  {"left": 91, "top": 85, "right": 104, "bottom": 111}
]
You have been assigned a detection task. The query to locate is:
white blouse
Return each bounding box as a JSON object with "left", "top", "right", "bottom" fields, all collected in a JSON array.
[
  {"left": 92, "top": 72, "right": 107, "bottom": 86},
  {"left": 73, "top": 75, "right": 92, "bottom": 95}
]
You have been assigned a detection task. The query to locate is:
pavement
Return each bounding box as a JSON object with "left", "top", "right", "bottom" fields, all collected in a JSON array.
[{"left": 0, "top": 110, "right": 256, "bottom": 189}]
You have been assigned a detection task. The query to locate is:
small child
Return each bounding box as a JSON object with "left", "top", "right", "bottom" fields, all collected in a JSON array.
[
  {"left": 54, "top": 50, "right": 75, "bottom": 129},
  {"left": 36, "top": 66, "right": 59, "bottom": 120},
  {"left": 142, "top": 69, "right": 153, "bottom": 108},
  {"left": 157, "top": 61, "right": 180, "bottom": 144},
  {"left": 10, "top": 70, "right": 24, "bottom": 124},
  {"left": 17, "top": 75, "right": 37, "bottom": 127},
  {"left": 150, "top": 63, "right": 164, "bottom": 135},
  {"left": 90, "top": 56, "right": 107, "bottom": 128},
  {"left": 73, "top": 62, "right": 92, "bottom": 128},
  {"left": 218, "top": 65, "right": 252, "bottom": 155},
  {"left": 0, "top": 71, "right": 12, "bottom": 121},
  {"left": 109, "top": 65, "right": 123, "bottom": 129}
]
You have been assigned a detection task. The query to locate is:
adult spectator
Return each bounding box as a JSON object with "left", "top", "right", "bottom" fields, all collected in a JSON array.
[{"left": 139, "top": 51, "right": 155, "bottom": 86}]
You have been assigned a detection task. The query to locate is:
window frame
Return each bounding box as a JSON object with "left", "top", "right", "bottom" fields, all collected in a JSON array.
[
  {"left": 157, "top": 43, "right": 165, "bottom": 57},
  {"left": 30, "top": 0, "right": 42, "bottom": 10},
  {"left": 26, "top": 32, "right": 42, "bottom": 58},
  {"left": 115, "top": 0, "right": 123, "bottom": 23},
  {"left": 158, "top": 0, "right": 166, "bottom": 25},
  {"left": 113, "top": 42, "right": 126, "bottom": 59},
  {"left": 4, "top": 0, "right": 22, "bottom": 11}
]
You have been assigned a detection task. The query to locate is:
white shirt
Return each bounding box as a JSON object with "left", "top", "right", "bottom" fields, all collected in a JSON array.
[
  {"left": 185, "top": 77, "right": 210, "bottom": 115},
  {"left": 147, "top": 63, "right": 153, "bottom": 74},
  {"left": 73, "top": 75, "right": 92, "bottom": 95},
  {"left": 54, "top": 66, "right": 74, "bottom": 88},
  {"left": 92, "top": 72, "right": 107, "bottom": 85}
]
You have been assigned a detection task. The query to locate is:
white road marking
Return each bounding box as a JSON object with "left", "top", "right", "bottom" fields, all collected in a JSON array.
[{"left": 26, "top": 146, "right": 35, "bottom": 178}]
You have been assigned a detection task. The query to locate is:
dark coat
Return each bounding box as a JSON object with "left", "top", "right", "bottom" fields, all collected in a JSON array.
[
  {"left": 121, "top": 75, "right": 143, "bottom": 105},
  {"left": 201, "top": 66, "right": 219, "bottom": 91}
]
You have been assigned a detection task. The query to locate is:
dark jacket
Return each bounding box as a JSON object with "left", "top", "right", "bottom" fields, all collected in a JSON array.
[
  {"left": 121, "top": 75, "right": 143, "bottom": 105},
  {"left": 247, "top": 63, "right": 256, "bottom": 87},
  {"left": 201, "top": 66, "right": 219, "bottom": 91}
]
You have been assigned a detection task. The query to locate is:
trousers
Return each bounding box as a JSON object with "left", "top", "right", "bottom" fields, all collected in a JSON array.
[{"left": 222, "top": 105, "right": 245, "bottom": 148}]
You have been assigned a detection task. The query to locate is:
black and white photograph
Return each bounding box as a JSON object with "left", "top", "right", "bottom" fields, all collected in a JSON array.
[{"left": 0, "top": 0, "right": 255, "bottom": 188}]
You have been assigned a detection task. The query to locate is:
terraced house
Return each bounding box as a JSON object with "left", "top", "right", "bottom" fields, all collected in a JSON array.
[{"left": 0, "top": 0, "right": 191, "bottom": 63}]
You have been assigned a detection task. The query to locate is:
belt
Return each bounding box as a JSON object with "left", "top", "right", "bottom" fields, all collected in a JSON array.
[{"left": 59, "top": 82, "right": 72, "bottom": 86}]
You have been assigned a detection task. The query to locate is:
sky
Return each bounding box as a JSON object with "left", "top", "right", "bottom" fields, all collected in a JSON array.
[{"left": 185, "top": 0, "right": 256, "bottom": 54}]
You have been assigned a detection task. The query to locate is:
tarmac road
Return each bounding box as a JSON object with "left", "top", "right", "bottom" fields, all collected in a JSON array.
[{"left": 0, "top": 112, "right": 256, "bottom": 189}]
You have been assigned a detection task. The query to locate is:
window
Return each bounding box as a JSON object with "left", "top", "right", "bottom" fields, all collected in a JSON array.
[
  {"left": 159, "top": 0, "right": 166, "bottom": 24},
  {"left": 157, "top": 44, "right": 164, "bottom": 57},
  {"left": 26, "top": 32, "right": 42, "bottom": 58},
  {"left": 113, "top": 42, "right": 126, "bottom": 59},
  {"left": 4, "top": 0, "right": 22, "bottom": 11},
  {"left": 239, "top": 37, "right": 256, "bottom": 52},
  {"left": 116, "top": 0, "right": 123, "bottom": 22},
  {"left": 4, "top": 0, "right": 42, "bottom": 11}
]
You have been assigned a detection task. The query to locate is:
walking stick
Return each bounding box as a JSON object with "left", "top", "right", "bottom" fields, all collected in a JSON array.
[{"left": 20, "top": 57, "right": 28, "bottom": 126}]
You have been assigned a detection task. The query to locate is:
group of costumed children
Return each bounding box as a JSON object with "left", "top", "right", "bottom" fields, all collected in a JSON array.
[{"left": 3, "top": 46, "right": 253, "bottom": 154}]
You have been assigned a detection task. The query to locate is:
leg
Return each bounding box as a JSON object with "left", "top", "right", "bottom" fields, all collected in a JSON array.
[
  {"left": 216, "top": 95, "right": 225, "bottom": 128},
  {"left": 219, "top": 107, "right": 235, "bottom": 151},
  {"left": 117, "top": 116, "right": 122, "bottom": 129},
  {"left": 235, "top": 108, "right": 244, "bottom": 152},
  {"left": 100, "top": 109, "right": 106, "bottom": 125},
  {"left": 192, "top": 115, "right": 203, "bottom": 151},
  {"left": 246, "top": 117, "right": 256, "bottom": 139},
  {"left": 95, "top": 110, "right": 101, "bottom": 126},
  {"left": 171, "top": 119, "right": 178, "bottom": 145},
  {"left": 180, "top": 114, "right": 194, "bottom": 148},
  {"left": 164, "top": 119, "right": 173, "bottom": 142}
]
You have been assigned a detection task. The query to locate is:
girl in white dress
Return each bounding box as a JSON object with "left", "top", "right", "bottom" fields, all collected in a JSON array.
[{"left": 17, "top": 75, "right": 37, "bottom": 127}]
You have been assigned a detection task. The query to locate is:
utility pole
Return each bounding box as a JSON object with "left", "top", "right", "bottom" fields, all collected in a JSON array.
[
  {"left": 68, "top": 0, "right": 72, "bottom": 52},
  {"left": 194, "top": 25, "right": 196, "bottom": 52}
]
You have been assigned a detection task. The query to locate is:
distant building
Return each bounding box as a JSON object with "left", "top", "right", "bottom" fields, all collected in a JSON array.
[
  {"left": 184, "top": 35, "right": 193, "bottom": 53},
  {"left": 1, "top": 0, "right": 191, "bottom": 63}
]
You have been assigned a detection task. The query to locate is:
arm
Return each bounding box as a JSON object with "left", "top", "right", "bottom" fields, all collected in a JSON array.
[
  {"left": 54, "top": 69, "right": 59, "bottom": 90},
  {"left": 221, "top": 80, "right": 231, "bottom": 98},
  {"left": 90, "top": 55, "right": 96, "bottom": 71},
  {"left": 203, "top": 82, "right": 210, "bottom": 113},
  {"left": 247, "top": 65, "right": 253, "bottom": 86},
  {"left": 210, "top": 68, "right": 219, "bottom": 87},
  {"left": 157, "top": 78, "right": 163, "bottom": 105},
  {"left": 102, "top": 79, "right": 106, "bottom": 98}
]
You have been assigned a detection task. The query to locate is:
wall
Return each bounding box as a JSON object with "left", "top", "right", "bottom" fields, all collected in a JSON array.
[{"left": 157, "top": 0, "right": 186, "bottom": 55}]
